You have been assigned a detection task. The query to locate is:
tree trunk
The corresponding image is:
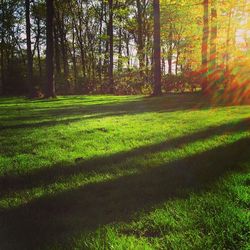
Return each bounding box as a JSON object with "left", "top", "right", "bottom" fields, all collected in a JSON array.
[
  {"left": 162, "top": 48, "right": 165, "bottom": 75},
  {"left": 108, "top": 0, "right": 114, "bottom": 93},
  {"left": 98, "top": 0, "right": 104, "bottom": 84},
  {"left": 0, "top": 0, "right": 5, "bottom": 94},
  {"left": 79, "top": 42, "right": 86, "bottom": 79},
  {"left": 72, "top": 22, "right": 78, "bottom": 87},
  {"left": 54, "top": 23, "right": 61, "bottom": 76},
  {"left": 73, "top": 12, "right": 85, "bottom": 80},
  {"left": 36, "top": 18, "right": 42, "bottom": 78},
  {"left": 118, "top": 26, "right": 122, "bottom": 72},
  {"left": 136, "top": 0, "right": 145, "bottom": 75},
  {"left": 210, "top": 1, "right": 217, "bottom": 68},
  {"left": 225, "top": 7, "right": 232, "bottom": 74},
  {"left": 25, "top": 0, "right": 34, "bottom": 97},
  {"left": 209, "top": 0, "right": 217, "bottom": 88},
  {"left": 125, "top": 32, "right": 130, "bottom": 69},
  {"left": 168, "top": 24, "right": 173, "bottom": 75},
  {"left": 153, "top": 0, "right": 162, "bottom": 96},
  {"left": 176, "top": 50, "right": 180, "bottom": 75},
  {"left": 58, "top": 13, "right": 69, "bottom": 82},
  {"left": 45, "top": 0, "right": 55, "bottom": 97},
  {"left": 201, "top": 0, "right": 209, "bottom": 93}
]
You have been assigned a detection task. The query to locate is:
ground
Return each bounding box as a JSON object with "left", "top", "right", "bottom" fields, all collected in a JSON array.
[{"left": 0, "top": 94, "right": 249, "bottom": 250}]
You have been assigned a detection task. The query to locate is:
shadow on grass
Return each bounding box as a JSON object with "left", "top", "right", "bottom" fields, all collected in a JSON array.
[
  {"left": 0, "top": 135, "right": 249, "bottom": 249},
  {"left": 0, "top": 112, "right": 126, "bottom": 130},
  {"left": 0, "top": 94, "right": 206, "bottom": 130},
  {"left": 1, "top": 117, "right": 249, "bottom": 196}
]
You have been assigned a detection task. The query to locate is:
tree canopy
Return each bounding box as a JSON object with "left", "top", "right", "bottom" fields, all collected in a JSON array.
[{"left": 0, "top": 0, "right": 249, "bottom": 101}]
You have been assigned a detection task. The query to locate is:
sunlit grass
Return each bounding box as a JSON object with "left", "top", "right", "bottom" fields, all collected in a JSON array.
[{"left": 0, "top": 94, "right": 249, "bottom": 249}]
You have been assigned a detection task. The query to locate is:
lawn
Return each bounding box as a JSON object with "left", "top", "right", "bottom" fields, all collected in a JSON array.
[{"left": 0, "top": 94, "right": 249, "bottom": 250}]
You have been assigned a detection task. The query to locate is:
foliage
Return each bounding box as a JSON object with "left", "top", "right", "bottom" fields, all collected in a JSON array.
[{"left": 1, "top": 0, "right": 250, "bottom": 96}]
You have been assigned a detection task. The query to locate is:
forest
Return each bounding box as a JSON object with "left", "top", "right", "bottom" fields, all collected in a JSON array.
[
  {"left": 0, "top": 0, "right": 249, "bottom": 100},
  {"left": 0, "top": 0, "right": 250, "bottom": 249}
]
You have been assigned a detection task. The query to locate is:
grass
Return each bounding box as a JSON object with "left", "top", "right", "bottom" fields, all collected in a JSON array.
[{"left": 0, "top": 93, "right": 249, "bottom": 250}]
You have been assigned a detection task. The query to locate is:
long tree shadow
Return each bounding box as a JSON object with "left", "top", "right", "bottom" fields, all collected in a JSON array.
[
  {"left": 0, "top": 94, "right": 207, "bottom": 130},
  {"left": 0, "top": 112, "right": 127, "bottom": 130},
  {"left": 0, "top": 136, "right": 249, "bottom": 250},
  {"left": 0, "top": 117, "right": 249, "bottom": 196}
]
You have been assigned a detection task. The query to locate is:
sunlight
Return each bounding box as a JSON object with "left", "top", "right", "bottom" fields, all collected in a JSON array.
[{"left": 1, "top": 0, "right": 250, "bottom": 249}]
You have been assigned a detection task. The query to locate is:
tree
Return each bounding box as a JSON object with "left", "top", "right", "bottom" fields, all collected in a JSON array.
[
  {"left": 210, "top": 0, "right": 217, "bottom": 70},
  {"left": 0, "top": 0, "right": 5, "bottom": 94},
  {"left": 54, "top": 2, "right": 69, "bottom": 85},
  {"left": 201, "top": 0, "right": 209, "bottom": 93},
  {"left": 136, "top": 0, "right": 145, "bottom": 76},
  {"left": 209, "top": 0, "right": 218, "bottom": 89},
  {"left": 153, "top": 0, "right": 162, "bottom": 96},
  {"left": 108, "top": 0, "right": 114, "bottom": 93},
  {"left": 32, "top": 1, "right": 44, "bottom": 79},
  {"left": 167, "top": 23, "right": 173, "bottom": 75},
  {"left": 45, "top": 0, "right": 55, "bottom": 97},
  {"left": 25, "top": 0, "right": 34, "bottom": 97},
  {"left": 225, "top": 3, "right": 233, "bottom": 74}
]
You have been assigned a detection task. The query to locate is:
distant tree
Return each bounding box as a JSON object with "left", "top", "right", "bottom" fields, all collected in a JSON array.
[
  {"left": 108, "top": 0, "right": 114, "bottom": 93},
  {"left": 167, "top": 23, "right": 173, "bottom": 75},
  {"left": 45, "top": 0, "right": 55, "bottom": 97},
  {"left": 31, "top": 1, "right": 45, "bottom": 79},
  {"left": 153, "top": 0, "right": 162, "bottom": 96},
  {"left": 210, "top": 0, "right": 217, "bottom": 70},
  {"left": 136, "top": 0, "right": 144, "bottom": 75},
  {"left": 225, "top": 3, "right": 233, "bottom": 74},
  {"left": 25, "top": 0, "right": 34, "bottom": 97},
  {"left": 0, "top": 0, "right": 5, "bottom": 94},
  {"left": 209, "top": 0, "right": 218, "bottom": 89},
  {"left": 54, "top": 1, "right": 69, "bottom": 86},
  {"left": 201, "top": 0, "right": 209, "bottom": 93}
]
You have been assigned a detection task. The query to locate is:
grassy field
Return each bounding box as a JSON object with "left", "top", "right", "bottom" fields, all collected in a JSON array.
[{"left": 0, "top": 94, "right": 249, "bottom": 250}]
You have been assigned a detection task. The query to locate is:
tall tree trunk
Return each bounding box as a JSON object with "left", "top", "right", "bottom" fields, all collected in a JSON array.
[
  {"left": 45, "top": 0, "right": 55, "bottom": 97},
  {"left": 162, "top": 48, "right": 165, "bottom": 75},
  {"left": 98, "top": 0, "right": 104, "bottom": 84},
  {"left": 36, "top": 18, "right": 42, "bottom": 78},
  {"left": 108, "top": 0, "right": 114, "bottom": 93},
  {"left": 136, "top": 0, "right": 145, "bottom": 75},
  {"left": 209, "top": 0, "right": 217, "bottom": 88},
  {"left": 104, "top": 2, "right": 109, "bottom": 78},
  {"left": 72, "top": 8, "right": 85, "bottom": 80},
  {"left": 0, "top": 0, "right": 5, "bottom": 94},
  {"left": 125, "top": 32, "right": 130, "bottom": 69},
  {"left": 0, "top": 37, "right": 4, "bottom": 95},
  {"left": 58, "top": 13, "right": 69, "bottom": 82},
  {"left": 210, "top": 1, "right": 217, "bottom": 68},
  {"left": 201, "top": 0, "right": 209, "bottom": 93},
  {"left": 118, "top": 26, "right": 122, "bottom": 72},
  {"left": 72, "top": 22, "right": 78, "bottom": 87},
  {"left": 168, "top": 23, "right": 173, "bottom": 75},
  {"left": 145, "top": 34, "right": 150, "bottom": 81},
  {"left": 225, "top": 7, "right": 232, "bottom": 74},
  {"left": 153, "top": 0, "right": 162, "bottom": 96},
  {"left": 54, "top": 23, "right": 61, "bottom": 76},
  {"left": 176, "top": 50, "right": 180, "bottom": 75},
  {"left": 79, "top": 42, "right": 86, "bottom": 79},
  {"left": 25, "top": 0, "right": 34, "bottom": 97}
]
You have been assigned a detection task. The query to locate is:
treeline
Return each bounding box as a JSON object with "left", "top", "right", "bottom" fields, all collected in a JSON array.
[{"left": 0, "top": 0, "right": 249, "bottom": 97}]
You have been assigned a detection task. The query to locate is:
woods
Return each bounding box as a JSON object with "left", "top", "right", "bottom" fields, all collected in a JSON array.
[
  {"left": 0, "top": 1, "right": 250, "bottom": 249},
  {"left": 0, "top": 0, "right": 249, "bottom": 98}
]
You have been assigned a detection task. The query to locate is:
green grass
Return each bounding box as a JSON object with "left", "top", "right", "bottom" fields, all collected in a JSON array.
[{"left": 0, "top": 94, "right": 249, "bottom": 250}]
